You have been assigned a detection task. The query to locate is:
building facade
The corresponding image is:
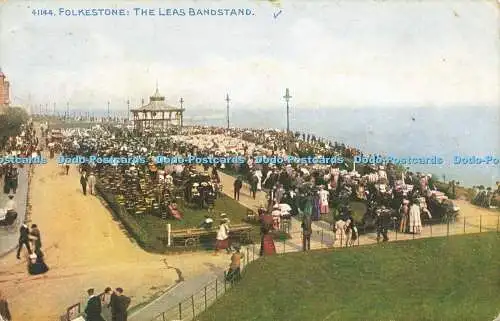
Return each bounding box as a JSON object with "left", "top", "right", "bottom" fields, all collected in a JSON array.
[{"left": 0, "top": 68, "right": 11, "bottom": 114}]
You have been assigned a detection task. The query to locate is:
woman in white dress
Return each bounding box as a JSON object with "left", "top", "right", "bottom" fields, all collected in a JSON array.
[
  {"left": 318, "top": 186, "right": 329, "bottom": 214},
  {"left": 408, "top": 199, "right": 422, "bottom": 234}
]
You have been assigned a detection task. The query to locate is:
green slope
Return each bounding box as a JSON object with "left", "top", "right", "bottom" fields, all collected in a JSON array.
[{"left": 197, "top": 233, "right": 500, "bottom": 321}]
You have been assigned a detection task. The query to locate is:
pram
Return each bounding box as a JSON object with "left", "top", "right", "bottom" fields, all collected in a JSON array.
[{"left": 0, "top": 209, "right": 18, "bottom": 230}]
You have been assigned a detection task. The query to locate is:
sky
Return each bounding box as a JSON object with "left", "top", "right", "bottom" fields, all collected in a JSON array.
[{"left": 0, "top": 0, "right": 498, "bottom": 113}]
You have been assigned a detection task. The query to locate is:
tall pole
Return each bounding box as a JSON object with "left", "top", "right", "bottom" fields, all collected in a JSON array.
[
  {"left": 107, "top": 101, "right": 110, "bottom": 121},
  {"left": 179, "top": 97, "right": 184, "bottom": 130},
  {"left": 66, "top": 102, "right": 69, "bottom": 119},
  {"left": 283, "top": 88, "right": 292, "bottom": 151},
  {"left": 225, "top": 93, "right": 230, "bottom": 130},
  {"left": 283, "top": 88, "right": 292, "bottom": 134},
  {"left": 127, "top": 99, "right": 130, "bottom": 122},
  {"left": 53, "top": 102, "right": 56, "bottom": 116}
]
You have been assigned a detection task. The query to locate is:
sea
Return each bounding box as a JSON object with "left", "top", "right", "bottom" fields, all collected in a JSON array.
[{"left": 185, "top": 106, "right": 499, "bottom": 188}]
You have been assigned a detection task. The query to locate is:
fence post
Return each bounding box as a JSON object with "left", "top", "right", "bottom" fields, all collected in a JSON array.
[
  {"left": 162, "top": 311, "right": 166, "bottom": 321},
  {"left": 463, "top": 217, "right": 466, "bottom": 233},
  {"left": 191, "top": 295, "right": 195, "bottom": 318},
  {"left": 204, "top": 286, "right": 207, "bottom": 310},
  {"left": 497, "top": 215, "right": 499, "bottom": 233},
  {"left": 215, "top": 279, "right": 218, "bottom": 299},
  {"left": 430, "top": 223, "right": 432, "bottom": 237},
  {"left": 179, "top": 302, "right": 182, "bottom": 320},
  {"left": 253, "top": 243, "right": 255, "bottom": 260},
  {"left": 321, "top": 230, "right": 324, "bottom": 248},
  {"left": 447, "top": 220, "right": 449, "bottom": 237},
  {"left": 283, "top": 238, "right": 285, "bottom": 253},
  {"left": 246, "top": 247, "right": 249, "bottom": 264},
  {"left": 480, "top": 215, "right": 482, "bottom": 233},
  {"left": 167, "top": 223, "right": 171, "bottom": 246}
]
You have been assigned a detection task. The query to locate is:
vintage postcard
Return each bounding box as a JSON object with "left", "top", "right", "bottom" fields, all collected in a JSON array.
[{"left": 0, "top": 1, "right": 498, "bottom": 321}]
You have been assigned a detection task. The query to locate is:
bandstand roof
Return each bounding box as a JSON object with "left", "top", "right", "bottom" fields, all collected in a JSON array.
[{"left": 131, "top": 87, "right": 184, "bottom": 113}]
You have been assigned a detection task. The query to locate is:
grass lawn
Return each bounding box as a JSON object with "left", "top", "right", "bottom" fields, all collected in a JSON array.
[
  {"left": 137, "top": 195, "right": 254, "bottom": 230},
  {"left": 321, "top": 200, "right": 366, "bottom": 225},
  {"left": 197, "top": 232, "right": 500, "bottom": 321},
  {"left": 133, "top": 195, "right": 262, "bottom": 250}
]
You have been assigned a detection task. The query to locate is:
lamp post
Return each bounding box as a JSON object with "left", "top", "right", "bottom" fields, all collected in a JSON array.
[
  {"left": 127, "top": 99, "right": 130, "bottom": 122},
  {"left": 283, "top": 88, "right": 292, "bottom": 134},
  {"left": 179, "top": 97, "right": 184, "bottom": 130},
  {"left": 283, "top": 88, "right": 292, "bottom": 151},
  {"left": 225, "top": 93, "right": 230, "bottom": 130}
]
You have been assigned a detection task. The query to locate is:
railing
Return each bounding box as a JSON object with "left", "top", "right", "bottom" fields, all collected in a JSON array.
[
  {"left": 148, "top": 213, "right": 500, "bottom": 321},
  {"left": 61, "top": 213, "right": 500, "bottom": 321},
  {"left": 60, "top": 292, "right": 104, "bottom": 321}
]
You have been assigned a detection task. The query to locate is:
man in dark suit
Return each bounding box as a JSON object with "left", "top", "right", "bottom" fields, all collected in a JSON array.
[
  {"left": 80, "top": 172, "right": 88, "bottom": 195},
  {"left": 301, "top": 214, "right": 312, "bottom": 251},
  {"left": 84, "top": 288, "right": 104, "bottom": 321},
  {"left": 110, "top": 288, "right": 131, "bottom": 321},
  {"left": 16, "top": 224, "right": 31, "bottom": 259},
  {"left": 233, "top": 176, "right": 242, "bottom": 200}
]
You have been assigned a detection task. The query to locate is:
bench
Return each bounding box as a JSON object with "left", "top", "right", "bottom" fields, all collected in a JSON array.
[{"left": 168, "top": 223, "right": 254, "bottom": 248}]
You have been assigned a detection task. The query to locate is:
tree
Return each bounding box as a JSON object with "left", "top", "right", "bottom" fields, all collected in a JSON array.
[{"left": 0, "top": 107, "right": 29, "bottom": 148}]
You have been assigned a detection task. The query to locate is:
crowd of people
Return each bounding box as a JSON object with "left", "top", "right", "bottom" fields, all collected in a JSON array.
[
  {"left": 48, "top": 124, "right": 465, "bottom": 249},
  {"left": 169, "top": 127, "right": 461, "bottom": 241},
  {"left": 84, "top": 287, "right": 131, "bottom": 321},
  {"left": 472, "top": 184, "right": 500, "bottom": 208},
  {"left": 20, "top": 122, "right": 489, "bottom": 321}
]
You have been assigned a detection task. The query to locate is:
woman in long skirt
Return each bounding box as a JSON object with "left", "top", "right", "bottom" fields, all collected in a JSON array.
[
  {"left": 28, "top": 252, "right": 49, "bottom": 275},
  {"left": 260, "top": 213, "right": 276, "bottom": 256},
  {"left": 399, "top": 199, "right": 409, "bottom": 233},
  {"left": 214, "top": 219, "right": 230, "bottom": 255},
  {"left": 408, "top": 199, "right": 422, "bottom": 234}
]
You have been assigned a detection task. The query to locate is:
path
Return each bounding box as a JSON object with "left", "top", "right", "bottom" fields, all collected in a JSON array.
[
  {"left": 0, "top": 147, "right": 231, "bottom": 321},
  {"left": 0, "top": 165, "right": 29, "bottom": 256},
  {"left": 215, "top": 169, "right": 499, "bottom": 249}
]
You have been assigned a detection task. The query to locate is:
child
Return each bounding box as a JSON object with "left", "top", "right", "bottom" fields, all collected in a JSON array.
[{"left": 226, "top": 245, "right": 243, "bottom": 283}]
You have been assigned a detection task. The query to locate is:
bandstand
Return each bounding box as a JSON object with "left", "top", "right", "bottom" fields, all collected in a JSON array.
[{"left": 131, "top": 86, "right": 185, "bottom": 133}]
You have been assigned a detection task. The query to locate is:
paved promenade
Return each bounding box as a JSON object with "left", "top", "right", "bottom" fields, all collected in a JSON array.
[
  {"left": 129, "top": 168, "right": 499, "bottom": 321},
  {"left": 0, "top": 166, "right": 29, "bottom": 256}
]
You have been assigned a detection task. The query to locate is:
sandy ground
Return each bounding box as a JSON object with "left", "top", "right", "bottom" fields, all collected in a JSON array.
[{"left": 0, "top": 157, "right": 230, "bottom": 321}]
